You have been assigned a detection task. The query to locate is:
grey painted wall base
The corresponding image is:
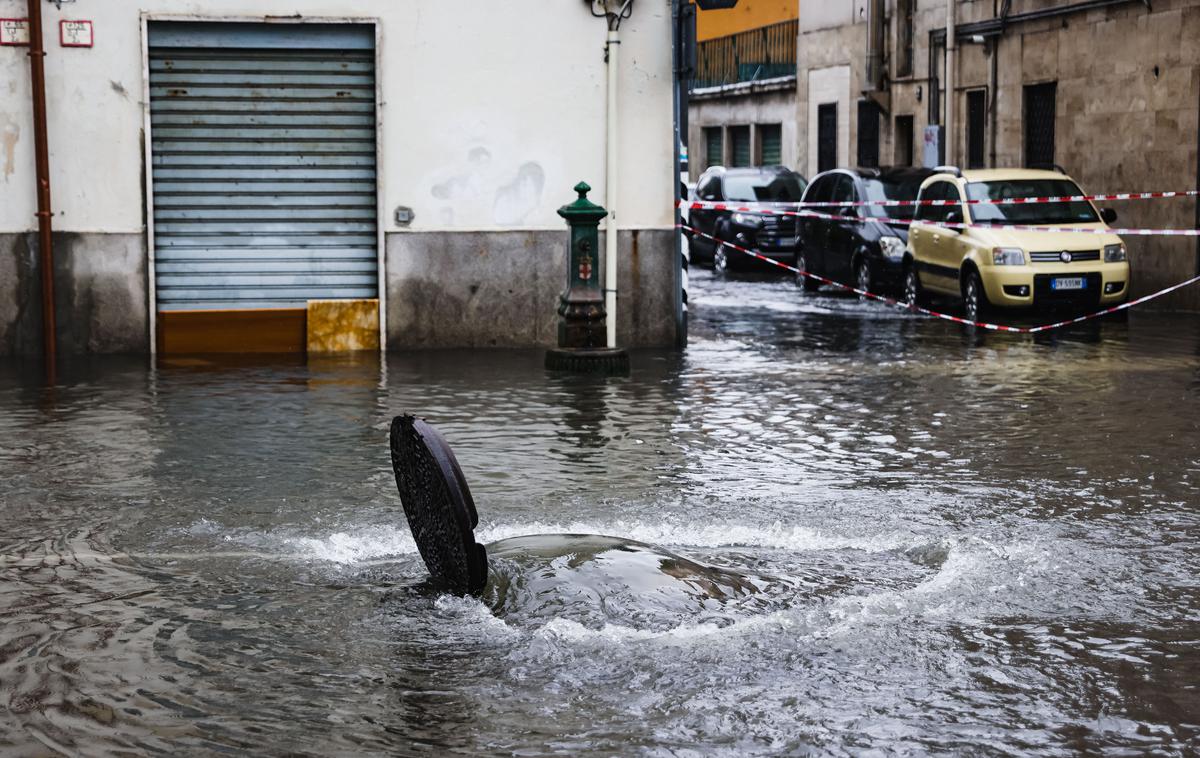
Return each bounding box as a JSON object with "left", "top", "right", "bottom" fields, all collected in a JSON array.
[
  {"left": 0, "top": 228, "right": 675, "bottom": 354},
  {"left": 0, "top": 232, "right": 149, "bottom": 356},
  {"left": 385, "top": 229, "right": 676, "bottom": 349}
]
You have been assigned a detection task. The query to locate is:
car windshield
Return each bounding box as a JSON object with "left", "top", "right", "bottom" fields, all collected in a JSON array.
[
  {"left": 724, "top": 172, "right": 807, "bottom": 202},
  {"left": 862, "top": 177, "right": 922, "bottom": 220},
  {"left": 966, "top": 179, "right": 1099, "bottom": 224}
]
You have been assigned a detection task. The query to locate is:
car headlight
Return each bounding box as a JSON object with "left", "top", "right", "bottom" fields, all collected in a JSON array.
[
  {"left": 879, "top": 235, "right": 905, "bottom": 261},
  {"left": 992, "top": 247, "right": 1025, "bottom": 266},
  {"left": 1104, "top": 243, "right": 1127, "bottom": 262},
  {"left": 731, "top": 212, "right": 763, "bottom": 226}
]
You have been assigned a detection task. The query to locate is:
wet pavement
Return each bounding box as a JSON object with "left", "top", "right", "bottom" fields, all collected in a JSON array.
[{"left": 2, "top": 269, "right": 1199, "bottom": 756}]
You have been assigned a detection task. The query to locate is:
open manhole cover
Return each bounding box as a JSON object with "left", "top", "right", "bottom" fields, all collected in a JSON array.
[{"left": 389, "top": 415, "right": 488, "bottom": 595}]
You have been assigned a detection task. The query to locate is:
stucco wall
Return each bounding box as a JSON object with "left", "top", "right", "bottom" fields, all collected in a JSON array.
[
  {"left": 386, "top": 229, "right": 674, "bottom": 349},
  {"left": 796, "top": 20, "right": 865, "bottom": 180},
  {"left": 0, "top": 0, "right": 678, "bottom": 352},
  {"left": 688, "top": 86, "right": 799, "bottom": 177},
  {"left": 0, "top": 233, "right": 148, "bottom": 356},
  {"left": 0, "top": 0, "right": 673, "bottom": 234}
]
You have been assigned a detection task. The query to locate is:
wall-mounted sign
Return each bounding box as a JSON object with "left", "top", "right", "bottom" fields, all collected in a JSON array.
[
  {"left": 60, "top": 19, "right": 93, "bottom": 48},
  {"left": 0, "top": 18, "right": 30, "bottom": 46}
]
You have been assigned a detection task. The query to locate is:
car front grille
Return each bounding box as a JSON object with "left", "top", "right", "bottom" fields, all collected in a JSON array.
[
  {"left": 756, "top": 215, "right": 797, "bottom": 249},
  {"left": 761, "top": 215, "right": 797, "bottom": 236},
  {"left": 1030, "top": 250, "right": 1101, "bottom": 263}
]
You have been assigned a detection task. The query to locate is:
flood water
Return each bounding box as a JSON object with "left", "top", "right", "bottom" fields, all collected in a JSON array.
[{"left": 2, "top": 270, "right": 1199, "bottom": 755}]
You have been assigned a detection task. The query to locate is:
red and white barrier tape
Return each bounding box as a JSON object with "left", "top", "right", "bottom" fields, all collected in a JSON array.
[
  {"left": 683, "top": 189, "right": 1200, "bottom": 209},
  {"left": 682, "top": 201, "right": 1200, "bottom": 237},
  {"left": 679, "top": 223, "right": 1200, "bottom": 334}
]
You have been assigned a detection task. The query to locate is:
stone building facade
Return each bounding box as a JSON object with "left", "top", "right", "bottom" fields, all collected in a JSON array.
[
  {"left": 797, "top": 0, "right": 1200, "bottom": 310},
  {"left": 688, "top": 4, "right": 802, "bottom": 179}
]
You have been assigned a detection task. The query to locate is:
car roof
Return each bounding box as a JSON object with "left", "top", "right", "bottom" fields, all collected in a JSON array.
[
  {"left": 959, "top": 168, "right": 1073, "bottom": 182},
  {"left": 814, "top": 166, "right": 934, "bottom": 182},
  {"left": 715, "top": 165, "right": 796, "bottom": 176},
  {"left": 919, "top": 167, "right": 1078, "bottom": 192}
]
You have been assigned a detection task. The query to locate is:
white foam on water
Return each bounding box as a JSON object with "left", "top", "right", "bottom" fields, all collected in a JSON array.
[
  {"left": 478, "top": 519, "right": 925, "bottom": 554},
  {"left": 529, "top": 607, "right": 802, "bottom": 648},
  {"left": 816, "top": 537, "right": 1062, "bottom": 632},
  {"left": 284, "top": 525, "right": 417, "bottom": 563},
  {"left": 433, "top": 594, "right": 519, "bottom": 640},
  {"left": 193, "top": 517, "right": 936, "bottom": 568}
]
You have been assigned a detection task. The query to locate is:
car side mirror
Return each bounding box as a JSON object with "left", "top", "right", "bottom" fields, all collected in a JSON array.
[
  {"left": 839, "top": 205, "right": 858, "bottom": 219},
  {"left": 943, "top": 210, "right": 963, "bottom": 230},
  {"left": 1100, "top": 207, "right": 1118, "bottom": 224}
]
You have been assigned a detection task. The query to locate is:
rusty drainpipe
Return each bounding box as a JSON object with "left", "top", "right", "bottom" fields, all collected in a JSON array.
[{"left": 26, "top": 0, "right": 57, "bottom": 381}]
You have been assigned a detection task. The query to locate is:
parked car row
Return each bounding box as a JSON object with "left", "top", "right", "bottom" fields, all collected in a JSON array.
[{"left": 686, "top": 162, "right": 1131, "bottom": 320}]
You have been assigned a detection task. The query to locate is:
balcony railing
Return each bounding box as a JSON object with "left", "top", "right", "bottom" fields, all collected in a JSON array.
[{"left": 690, "top": 19, "right": 798, "bottom": 91}]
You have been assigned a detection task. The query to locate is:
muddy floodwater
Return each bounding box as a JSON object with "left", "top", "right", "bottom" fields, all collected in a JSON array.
[{"left": 3, "top": 270, "right": 1200, "bottom": 756}]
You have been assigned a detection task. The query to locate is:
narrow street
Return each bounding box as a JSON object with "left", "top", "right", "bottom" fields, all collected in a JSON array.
[{"left": 2, "top": 270, "right": 1198, "bottom": 754}]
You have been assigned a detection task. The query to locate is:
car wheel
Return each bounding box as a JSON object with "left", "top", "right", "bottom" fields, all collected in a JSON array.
[
  {"left": 963, "top": 270, "right": 991, "bottom": 323},
  {"left": 713, "top": 242, "right": 729, "bottom": 275},
  {"left": 855, "top": 258, "right": 873, "bottom": 299},
  {"left": 795, "top": 250, "right": 820, "bottom": 292},
  {"left": 904, "top": 265, "right": 928, "bottom": 309}
]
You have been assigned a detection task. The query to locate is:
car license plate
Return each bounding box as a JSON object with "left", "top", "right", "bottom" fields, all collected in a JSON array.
[{"left": 1051, "top": 277, "right": 1086, "bottom": 291}]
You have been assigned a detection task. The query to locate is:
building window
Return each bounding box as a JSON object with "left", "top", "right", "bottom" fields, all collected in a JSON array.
[
  {"left": 759, "top": 124, "right": 782, "bottom": 166},
  {"left": 1024, "top": 82, "right": 1057, "bottom": 168},
  {"left": 704, "top": 127, "right": 724, "bottom": 169},
  {"left": 897, "top": 0, "right": 914, "bottom": 78},
  {"left": 730, "top": 126, "right": 751, "bottom": 167},
  {"left": 857, "top": 101, "right": 880, "bottom": 168},
  {"left": 817, "top": 104, "right": 838, "bottom": 173},
  {"left": 894, "top": 115, "right": 914, "bottom": 167},
  {"left": 967, "top": 89, "right": 987, "bottom": 169}
]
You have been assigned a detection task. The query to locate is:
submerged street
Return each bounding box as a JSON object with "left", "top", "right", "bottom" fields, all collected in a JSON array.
[{"left": 2, "top": 270, "right": 1199, "bottom": 755}]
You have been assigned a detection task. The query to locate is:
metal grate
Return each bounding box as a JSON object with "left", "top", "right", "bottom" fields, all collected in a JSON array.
[
  {"left": 760, "top": 215, "right": 798, "bottom": 242},
  {"left": 1030, "top": 250, "right": 1100, "bottom": 263},
  {"left": 149, "top": 22, "right": 378, "bottom": 312}
]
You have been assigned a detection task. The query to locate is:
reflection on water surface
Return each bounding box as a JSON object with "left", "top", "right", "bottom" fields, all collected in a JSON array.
[{"left": 1, "top": 270, "right": 1198, "bottom": 755}]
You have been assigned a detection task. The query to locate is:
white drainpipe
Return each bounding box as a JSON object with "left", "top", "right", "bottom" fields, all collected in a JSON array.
[
  {"left": 945, "top": 0, "right": 956, "bottom": 166},
  {"left": 605, "top": 27, "right": 620, "bottom": 349}
]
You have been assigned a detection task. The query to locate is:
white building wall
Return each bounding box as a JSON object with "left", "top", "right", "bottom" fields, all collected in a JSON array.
[
  {"left": 805, "top": 65, "right": 851, "bottom": 178},
  {"left": 0, "top": 0, "right": 674, "bottom": 235}
]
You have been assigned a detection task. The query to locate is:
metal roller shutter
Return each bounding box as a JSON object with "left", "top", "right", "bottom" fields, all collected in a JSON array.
[
  {"left": 704, "top": 127, "right": 723, "bottom": 169},
  {"left": 148, "top": 22, "right": 377, "bottom": 311},
  {"left": 759, "top": 124, "right": 781, "bottom": 166},
  {"left": 730, "top": 126, "right": 751, "bottom": 167}
]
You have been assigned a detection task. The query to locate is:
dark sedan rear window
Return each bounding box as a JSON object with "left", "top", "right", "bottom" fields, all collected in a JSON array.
[
  {"left": 862, "top": 178, "right": 922, "bottom": 220},
  {"left": 724, "top": 173, "right": 807, "bottom": 202}
]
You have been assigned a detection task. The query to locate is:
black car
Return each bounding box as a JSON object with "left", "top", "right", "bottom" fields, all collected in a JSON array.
[
  {"left": 794, "top": 167, "right": 933, "bottom": 294},
  {"left": 688, "top": 166, "right": 807, "bottom": 273}
]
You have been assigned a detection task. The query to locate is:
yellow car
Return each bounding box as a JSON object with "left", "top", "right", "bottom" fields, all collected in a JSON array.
[{"left": 904, "top": 168, "right": 1130, "bottom": 322}]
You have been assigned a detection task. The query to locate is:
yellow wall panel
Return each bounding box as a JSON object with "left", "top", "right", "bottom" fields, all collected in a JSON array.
[{"left": 697, "top": 1, "right": 798, "bottom": 41}]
